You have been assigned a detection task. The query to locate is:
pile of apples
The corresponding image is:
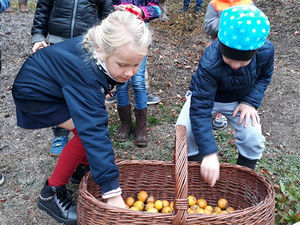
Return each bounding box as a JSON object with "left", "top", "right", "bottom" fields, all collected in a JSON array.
[{"left": 125, "top": 191, "right": 235, "bottom": 215}]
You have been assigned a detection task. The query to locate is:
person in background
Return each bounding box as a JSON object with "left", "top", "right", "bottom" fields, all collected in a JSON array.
[
  {"left": 112, "top": 0, "right": 161, "bottom": 147},
  {"left": 105, "top": 0, "right": 162, "bottom": 106},
  {"left": 179, "top": 0, "right": 203, "bottom": 14},
  {"left": 176, "top": 5, "right": 274, "bottom": 186},
  {"left": 31, "top": 0, "right": 113, "bottom": 157},
  {"left": 203, "top": 0, "right": 254, "bottom": 130},
  {"left": 0, "top": 0, "right": 11, "bottom": 188},
  {"left": 12, "top": 10, "right": 152, "bottom": 223},
  {"left": 6, "top": 0, "right": 28, "bottom": 12}
]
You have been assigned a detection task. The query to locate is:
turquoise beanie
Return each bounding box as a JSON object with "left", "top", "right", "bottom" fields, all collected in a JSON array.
[{"left": 218, "top": 5, "right": 270, "bottom": 51}]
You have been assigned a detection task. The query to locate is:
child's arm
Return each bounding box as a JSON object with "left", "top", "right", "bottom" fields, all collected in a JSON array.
[
  {"left": 31, "top": 0, "right": 54, "bottom": 45},
  {"left": 203, "top": 3, "right": 220, "bottom": 39},
  {"left": 189, "top": 63, "right": 220, "bottom": 186},
  {"left": 136, "top": 0, "right": 161, "bottom": 22},
  {"left": 240, "top": 41, "right": 275, "bottom": 109}
]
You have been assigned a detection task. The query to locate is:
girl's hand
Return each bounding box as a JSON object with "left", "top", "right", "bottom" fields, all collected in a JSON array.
[
  {"left": 106, "top": 195, "right": 127, "bottom": 209},
  {"left": 201, "top": 153, "right": 220, "bottom": 187},
  {"left": 233, "top": 103, "right": 260, "bottom": 127},
  {"left": 32, "top": 41, "right": 48, "bottom": 53}
]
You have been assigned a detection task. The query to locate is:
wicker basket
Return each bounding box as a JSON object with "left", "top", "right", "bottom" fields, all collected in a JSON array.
[{"left": 77, "top": 125, "right": 275, "bottom": 225}]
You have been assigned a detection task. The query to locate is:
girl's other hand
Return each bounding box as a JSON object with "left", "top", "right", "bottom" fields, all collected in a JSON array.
[
  {"left": 106, "top": 195, "right": 127, "bottom": 208},
  {"left": 201, "top": 153, "right": 220, "bottom": 187},
  {"left": 32, "top": 41, "right": 48, "bottom": 53}
]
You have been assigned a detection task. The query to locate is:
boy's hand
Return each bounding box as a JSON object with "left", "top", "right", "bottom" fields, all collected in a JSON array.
[
  {"left": 201, "top": 153, "right": 220, "bottom": 187},
  {"left": 32, "top": 41, "right": 48, "bottom": 53},
  {"left": 233, "top": 103, "right": 260, "bottom": 127},
  {"left": 106, "top": 195, "right": 127, "bottom": 208}
]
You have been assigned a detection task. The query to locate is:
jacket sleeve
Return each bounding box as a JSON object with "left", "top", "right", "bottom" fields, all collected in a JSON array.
[
  {"left": 31, "top": 0, "right": 54, "bottom": 43},
  {"left": 63, "top": 82, "right": 120, "bottom": 193},
  {"left": 189, "top": 63, "right": 219, "bottom": 156},
  {"left": 93, "top": 0, "right": 114, "bottom": 20},
  {"left": 139, "top": 0, "right": 161, "bottom": 22},
  {"left": 203, "top": 3, "right": 220, "bottom": 38},
  {"left": 241, "top": 42, "right": 275, "bottom": 108},
  {"left": 0, "top": 0, "right": 10, "bottom": 13}
]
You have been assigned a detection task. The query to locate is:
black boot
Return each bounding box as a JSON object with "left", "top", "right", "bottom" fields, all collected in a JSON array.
[
  {"left": 37, "top": 181, "right": 77, "bottom": 225},
  {"left": 70, "top": 164, "right": 90, "bottom": 184},
  {"left": 237, "top": 154, "right": 257, "bottom": 170},
  {"left": 134, "top": 108, "right": 148, "bottom": 147},
  {"left": 116, "top": 105, "right": 132, "bottom": 141}
]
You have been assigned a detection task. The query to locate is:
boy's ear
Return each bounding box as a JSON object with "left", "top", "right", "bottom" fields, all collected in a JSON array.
[{"left": 97, "top": 46, "right": 105, "bottom": 61}]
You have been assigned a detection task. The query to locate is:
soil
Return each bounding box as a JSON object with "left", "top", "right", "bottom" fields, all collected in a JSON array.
[{"left": 0, "top": 0, "right": 299, "bottom": 224}]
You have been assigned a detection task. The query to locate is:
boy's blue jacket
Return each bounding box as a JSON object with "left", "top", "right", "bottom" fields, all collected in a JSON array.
[
  {"left": 190, "top": 39, "right": 274, "bottom": 156},
  {"left": 12, "top": 36, "right": 119, "bottom": 193}
]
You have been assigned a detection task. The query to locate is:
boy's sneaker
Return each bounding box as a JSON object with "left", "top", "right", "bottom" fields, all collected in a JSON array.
[
  {"left": 147, "top": 93, "right": 161, "bottom": 105},
  {"left": 0, "top": 172, "right": 4, "bottom": 186},
  {"left": 105, "top": 91, "right": 117, "bottom": 104},
  {"left": 212, "top": 113, "right": 228, "bottom": 130},
  {"left": 70, "top": 165, "right": 90, "bottom": 184},
  {"left": 50, "top": 136, "right": 68, "bottom": 156},
  {"left": 37, "top": 181, "right": 77, "bottom": 225}
]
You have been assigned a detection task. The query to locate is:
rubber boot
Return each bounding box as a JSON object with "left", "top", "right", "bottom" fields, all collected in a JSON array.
[
  {"left": 237, "top": 153, "right": 258, "bottom": 170},
  {"left": 116, "top": 105, "right": 132, "bottom": 141},
  {"left": 134, "top": 108, "right": 148, "bottom": 147}
]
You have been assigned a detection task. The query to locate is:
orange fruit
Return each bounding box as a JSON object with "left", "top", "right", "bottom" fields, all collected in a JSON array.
[
  {"left": 137, "top": 191, "right": 148, "bottom": 203},
  {"left": 133, "top": 200, "right": 144, "bottom": 211},
  {"left": 219, "top": 210, "right": 228, "bottom": 214},
  {"left": 213, "top": 206, "right": 222, "bottom": 213},
  {"left": 147, "top": 208, "right": 159, "bottom": 213},
  {"left": 161, "top": 206, "right": 173, "bottom": 213},
  {"left": 162, "top": 200, "right": 170, "bottom": 208},
  {"left": 187, "top": 195, "right": 197, "bottom": 206},
  {"left": 125, "top": 196, "right": 135, "bottom": 207},
  {"left": 204, "top": 205, "right": 213, "bottom": 213},
  {"left": 226, "top": 206, "right": 235, "bottom": 213},
  {"left": 218, "top": 198, "right": 228, "bottom": 209},
  {"left": 169, "top": 202, "right": 174, "bottom": 210},
  {"left": 145, "top": 202, "right": 155, "bottom": 211},
  {"left": 147, "top": 195, "right": 155, "bottom": 203},
  {"left": 154, "top": 200, "right": 163, "bottom": 211},
  {"left": 197, "top": 198, "right": 207, "bottom": 208},
  {"left": 130, "top": 206, "right": 139, "bottom": 211},
  {"left": 188, "top": 208, "right": 196, "bottom": 214},
  {"left": 203, "top": 209, "right": 212, "bottom": 215},
  {"left": 196, "top": 208, "right": 205, "bottom": 214},
  {"left": 190, "top": 204, "right": 200, "bottom": 211}
]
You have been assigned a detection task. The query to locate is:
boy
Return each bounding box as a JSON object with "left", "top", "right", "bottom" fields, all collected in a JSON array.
[{"left": 176, "top": 5, "right": 274, "bottom": 186}]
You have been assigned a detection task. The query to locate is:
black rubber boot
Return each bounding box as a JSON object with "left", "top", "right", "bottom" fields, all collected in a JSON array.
[
  {"left": 116, "top": 105, "right": 132, "bottom": 141},
  {"left": 237, "top": 154, "right": 258, "bottom": 170},
  {"left": 134, "top": 108, "right": 148, "bottom": 147},
  {"left": 37, "top": 181, "right": 77, "bottom": 225}
]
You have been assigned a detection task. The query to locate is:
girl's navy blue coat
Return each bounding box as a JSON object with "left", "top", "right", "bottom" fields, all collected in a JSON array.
[
  {"left": 12, "top": 36, "right": 120, "bottom": 193},
  {"left": 190, "top": 39, "right": 274, "bottom": 156}
]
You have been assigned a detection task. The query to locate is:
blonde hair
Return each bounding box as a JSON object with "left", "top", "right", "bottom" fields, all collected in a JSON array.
[{"left": 83, "top": 10, "right": 152, "bottom": 58}]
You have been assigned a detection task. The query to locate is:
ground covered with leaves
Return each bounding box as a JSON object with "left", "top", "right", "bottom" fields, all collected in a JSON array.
[{"left": 0, "top": 0, "right": 299, "bottom": 224}]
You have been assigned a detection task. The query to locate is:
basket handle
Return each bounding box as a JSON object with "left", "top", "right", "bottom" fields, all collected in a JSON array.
[{"left": 172, "top": 125, "right": 188, "bottom": 225}]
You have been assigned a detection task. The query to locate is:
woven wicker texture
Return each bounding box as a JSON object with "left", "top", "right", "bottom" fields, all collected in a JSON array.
[{"left": 78, "top": 125, "right": 275, "bottom": 225}]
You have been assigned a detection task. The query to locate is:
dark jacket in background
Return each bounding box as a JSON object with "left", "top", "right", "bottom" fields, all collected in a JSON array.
[{"left": 31, "top": 0, "right": 113, "bottom": 44}]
